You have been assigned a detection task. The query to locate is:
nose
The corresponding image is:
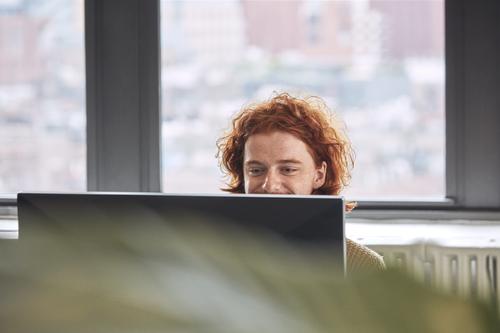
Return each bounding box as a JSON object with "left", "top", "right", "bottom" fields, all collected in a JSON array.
[{"left": 262, "top": 169, "right": 283, "bottom": 194}]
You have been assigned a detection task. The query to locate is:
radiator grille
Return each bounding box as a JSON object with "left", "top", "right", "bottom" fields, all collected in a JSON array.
[{"left": 369, "top": 243, "right": 500, "bottom": 308}]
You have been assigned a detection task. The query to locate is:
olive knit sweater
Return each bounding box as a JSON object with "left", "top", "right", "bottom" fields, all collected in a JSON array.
[{"left": 346, "top": 238, "right": 386, "bottom": 274}]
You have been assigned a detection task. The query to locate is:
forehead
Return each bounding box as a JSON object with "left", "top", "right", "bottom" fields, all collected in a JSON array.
[{"left": 244, "top": 131, "right": 314, "bottom": 162}]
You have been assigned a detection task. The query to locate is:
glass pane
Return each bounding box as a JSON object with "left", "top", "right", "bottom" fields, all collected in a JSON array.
[
  {"left": 160, "top": 0, "right": 444, "bottom": 199},
  {"left": 0, "top": 0, "right": 86, "bottom": 193}
]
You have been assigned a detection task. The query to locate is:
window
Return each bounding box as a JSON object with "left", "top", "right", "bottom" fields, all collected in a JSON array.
[
  {"left": 4, "top": 0, "right": 498, "bottom": 215},
  {"left": 0, "top": 0, "right": 86, "bottom": 193},
  {"left": 160, "top": 0, "right": 445, "bottom": 199}
]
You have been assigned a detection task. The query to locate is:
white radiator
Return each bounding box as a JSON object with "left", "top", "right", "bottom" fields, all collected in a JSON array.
[{"left": 369, "top": 243, "right": 500, "bottom": 307}]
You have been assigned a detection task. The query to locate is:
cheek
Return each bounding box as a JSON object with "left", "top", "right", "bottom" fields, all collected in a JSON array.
[
  {"left": 278, "top": 176, "right": 303, "bottom": 193},
  {"left": 291, "top": 173, "right": 317, "bottom": 193}
]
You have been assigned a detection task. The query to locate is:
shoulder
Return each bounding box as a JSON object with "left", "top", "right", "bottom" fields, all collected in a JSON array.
[{"left": 346, "top": 238, "right": 386, "bottom": 274}]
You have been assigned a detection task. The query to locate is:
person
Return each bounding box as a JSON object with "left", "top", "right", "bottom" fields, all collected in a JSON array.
[{"left": 216, "top": 93, "right": 385, "bottom": 274}]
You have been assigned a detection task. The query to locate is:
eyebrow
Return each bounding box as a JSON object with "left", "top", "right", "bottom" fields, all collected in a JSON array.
[
  {"left": 244, "top": 160, "right": 264, "bottom": 166},
  {"left": 244, "top": 159, "right": 302, "bottom": 165},
  {"left": 277, "top": 159, "right": 302, "bottom": 164}
]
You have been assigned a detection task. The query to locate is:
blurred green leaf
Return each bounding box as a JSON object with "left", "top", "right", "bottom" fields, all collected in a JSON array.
[{"left": 1, "top": 215, "right": 498, "bottom": 333}]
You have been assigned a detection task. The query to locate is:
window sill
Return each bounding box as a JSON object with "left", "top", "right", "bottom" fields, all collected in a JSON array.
[
  {"left": 0, "top": 218, "right": 18, "bottom": 239},
  {"left": 350, "top": 208, "right": 500, "bottom": 221},
  {"left": 346, "top": 217, "right": 500, "bottom": 248}
]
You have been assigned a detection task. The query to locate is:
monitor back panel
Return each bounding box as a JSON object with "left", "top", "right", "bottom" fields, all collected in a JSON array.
[{"left": 17, "top": 193, "right": 345, "bottom": 265}]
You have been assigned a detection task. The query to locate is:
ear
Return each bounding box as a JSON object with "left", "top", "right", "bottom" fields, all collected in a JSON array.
[{"left": 313, "top": 161, "right": 327, "bottom": 189}]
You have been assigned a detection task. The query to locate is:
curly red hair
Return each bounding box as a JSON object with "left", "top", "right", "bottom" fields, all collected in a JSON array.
[{"left": 216, "top": 93, "right": 355, "bottom": 210}]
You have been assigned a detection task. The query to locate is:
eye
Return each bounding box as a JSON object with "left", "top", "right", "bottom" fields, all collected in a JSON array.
[
  {"left": 281, "top": 166, "right": 298, "bottom": 175},
  {"left": 247, "top": 167, "right": 265, "bottom": 176}
]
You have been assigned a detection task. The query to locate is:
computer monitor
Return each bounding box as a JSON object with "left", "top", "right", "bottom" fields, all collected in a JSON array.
[{"left": 17, "top": 192, "right": 345, "bottom": 269}]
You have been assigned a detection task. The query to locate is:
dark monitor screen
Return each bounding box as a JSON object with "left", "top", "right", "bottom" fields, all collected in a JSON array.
[{"left": 17, "top": 192, "right": 345, "bottom": 269}]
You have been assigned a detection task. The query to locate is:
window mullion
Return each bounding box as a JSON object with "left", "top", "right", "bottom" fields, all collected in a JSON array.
[
  {"left": 85, "top": 0, "right": 161, "bottom": 192},
  {"left": 446, "top": 0, "right": 500, "bottom": 208}
]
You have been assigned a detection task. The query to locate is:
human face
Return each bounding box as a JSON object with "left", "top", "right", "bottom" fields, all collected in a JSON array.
[{"left": 243, "top": 131, "right": 327, "bottom": 195}]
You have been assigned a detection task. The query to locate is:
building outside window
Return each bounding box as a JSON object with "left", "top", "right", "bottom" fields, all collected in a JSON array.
[
  {"left": 160, "top": 0, "right": 445, "bottom": 199},
  {"left": 0, "top": 0, "right": 445, "bottom": 200},
  {"left": 0, "top": 0, "right": 86, "bottom": 193}
]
